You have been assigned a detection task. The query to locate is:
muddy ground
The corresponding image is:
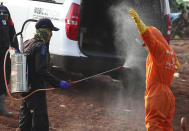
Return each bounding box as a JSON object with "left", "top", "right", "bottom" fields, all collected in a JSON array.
[{"left": 0, "top": 40, "right": 189, "bottom": 131}]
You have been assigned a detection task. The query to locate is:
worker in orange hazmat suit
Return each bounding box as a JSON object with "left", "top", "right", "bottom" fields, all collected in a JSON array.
[{"left": 129, "top": 9, "right": 180, "bottom": 131}]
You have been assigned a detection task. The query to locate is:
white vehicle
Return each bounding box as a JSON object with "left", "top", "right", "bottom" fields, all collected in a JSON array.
[{"left": 3, "top": 0, "right": 171, "bottom": 86}]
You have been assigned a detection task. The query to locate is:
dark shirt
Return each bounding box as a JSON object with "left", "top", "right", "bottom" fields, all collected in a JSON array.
[{"left": 24, "top": 39, "right": 60, "bottom": 92}]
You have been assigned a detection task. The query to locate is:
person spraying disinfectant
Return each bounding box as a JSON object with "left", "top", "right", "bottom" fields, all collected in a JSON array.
[
  {"left": 129, "top": 9, "right": 180, "bottom": 131},
  {"left": 16, "top": 18, "right": 69, "bottom": 131}
]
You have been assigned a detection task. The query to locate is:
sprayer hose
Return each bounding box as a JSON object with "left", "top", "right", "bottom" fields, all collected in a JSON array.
[{"left": 4, "top": 49, "right": 124, "bottom": 101}]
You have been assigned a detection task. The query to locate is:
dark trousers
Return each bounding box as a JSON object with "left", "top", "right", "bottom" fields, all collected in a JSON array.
[
  {"left": 18, "top": 92, "right": 49, "bottom": 131},
  {"left": 0, "top": 48, "right": 10, "bottom": 95}
]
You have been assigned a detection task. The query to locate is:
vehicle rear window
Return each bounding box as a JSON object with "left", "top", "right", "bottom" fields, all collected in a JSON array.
[{"left": 31, "top": 0, "right": 65, "bottom": 4}]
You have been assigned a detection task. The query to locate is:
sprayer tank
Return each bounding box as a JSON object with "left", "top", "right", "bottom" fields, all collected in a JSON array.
[{"left": 11, "top": 53, "right": 28, "bottom": 93}]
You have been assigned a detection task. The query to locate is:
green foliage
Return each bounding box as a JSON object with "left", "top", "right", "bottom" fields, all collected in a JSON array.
[
  {"left": 169, "top": 0, "right": 189, "bottom": 12},
  {"left": 177, "top": 0, "right": 188, "bottom": 10}
]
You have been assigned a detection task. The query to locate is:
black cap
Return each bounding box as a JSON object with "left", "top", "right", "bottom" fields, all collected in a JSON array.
[{"left": 35, "top": 18, "right": 59, "bottom": 31}]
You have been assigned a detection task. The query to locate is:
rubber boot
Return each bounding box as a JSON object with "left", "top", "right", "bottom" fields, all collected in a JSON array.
[{"left": 0, "top": 94, "right": 12, "bottom": 117}]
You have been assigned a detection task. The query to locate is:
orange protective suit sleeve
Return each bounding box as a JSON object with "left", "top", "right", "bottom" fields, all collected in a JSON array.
[{"left": 141, "top": 27, "right": 170, "bottom": 64}]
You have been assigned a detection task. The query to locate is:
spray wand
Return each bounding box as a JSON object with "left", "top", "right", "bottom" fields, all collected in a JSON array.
[{"left": 68, "top": 66, "right": 124, "bottom": 86}]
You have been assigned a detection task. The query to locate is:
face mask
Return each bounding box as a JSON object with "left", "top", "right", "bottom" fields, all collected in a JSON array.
[
  {"left": 47, "top": 29, "right": 52, "bottom": 41},
  {"left": 34, "top": 28, "right": 52, "bottom": 44}
]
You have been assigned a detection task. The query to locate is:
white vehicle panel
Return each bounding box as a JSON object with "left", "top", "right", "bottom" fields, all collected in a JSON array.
[{"left": 3, "top": 0, "right": 85, "bottom": 57}]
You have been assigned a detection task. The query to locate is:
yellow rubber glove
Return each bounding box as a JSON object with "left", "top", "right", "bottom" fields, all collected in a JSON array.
[
  {"left": 129, "top": 8, "right": 147, "bottom": 35},
  {"left": 175, "top": 58, "right": 180, "bottom": 70}
]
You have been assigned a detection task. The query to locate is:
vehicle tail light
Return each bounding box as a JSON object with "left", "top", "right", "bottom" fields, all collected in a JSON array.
[
  {"left": 66, "top": 3, "right": 80, "bottom": 41},
  {"left": 166, "top": 14, "right": 171, "bottom": 44}
]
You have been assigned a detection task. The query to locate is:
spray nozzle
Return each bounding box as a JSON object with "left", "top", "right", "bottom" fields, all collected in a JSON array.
[{"left": 118, "top": 66, "right": 124, "bottom": 69}]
